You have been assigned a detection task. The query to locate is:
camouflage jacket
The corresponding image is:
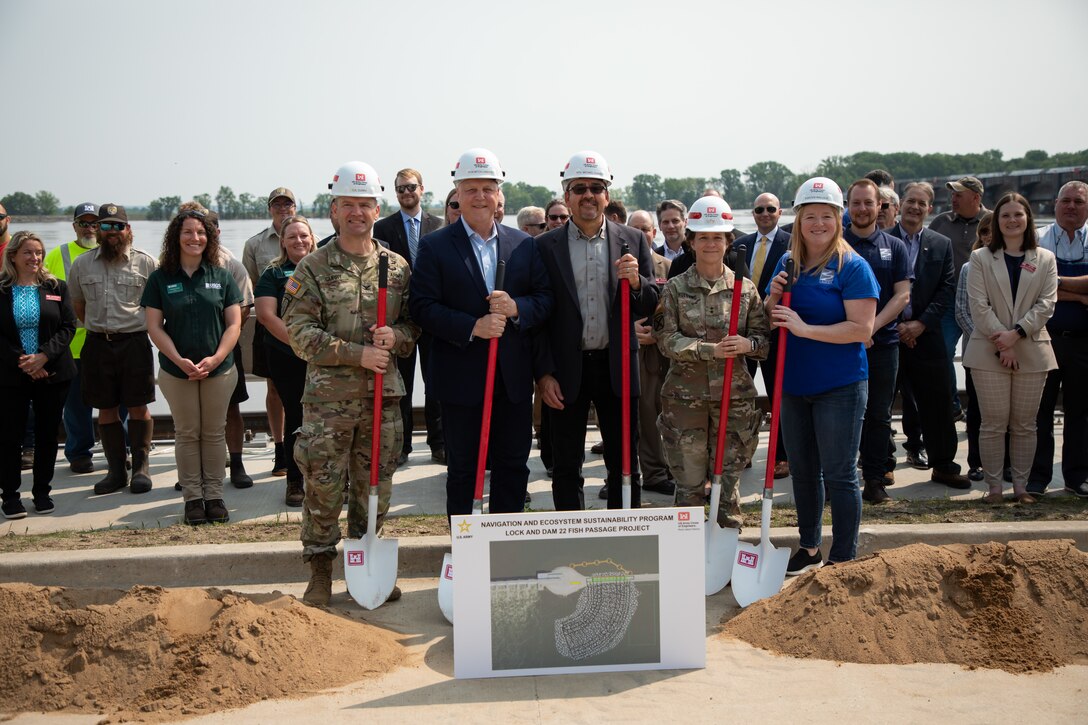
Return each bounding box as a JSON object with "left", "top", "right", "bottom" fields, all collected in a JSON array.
[
  {"left": 282, "top": 238, "right": 420, "bottom": 403},
  {"left": 654, "top": 265, "right": 769, "bottom": 400}
]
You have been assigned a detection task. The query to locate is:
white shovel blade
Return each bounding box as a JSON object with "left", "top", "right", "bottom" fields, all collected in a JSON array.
[
  {"left": 343, "top": 535, "right": 399, "bottom": 610},
  {"left": 705, "top": 522, "right": 740, "bottom": 596},
  {"left": 730, "top": 539, "right": 789, "bottom": 608},
  {"left": 438, "top": 552, "right": 454, "bottom": 624}
]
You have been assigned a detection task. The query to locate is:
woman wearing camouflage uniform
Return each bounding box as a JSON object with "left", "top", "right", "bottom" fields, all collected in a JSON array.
[{"left": 655, "top": 198, "right": 769, "bottom": 528}]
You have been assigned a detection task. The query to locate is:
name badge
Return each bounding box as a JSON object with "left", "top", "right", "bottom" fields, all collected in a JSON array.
[
  {"left": 166, "top": 283, "right": 183, "bottom": 294},
  {"left": 205, "top": 282, "right": 222, "bottom": 289},
  {"left": 285, "top": 270, "right": 295, "bottom": 277},
  {"left": 879, "top": 248, "right": 892, "bottom": 262},
  {"left": 820, "top": 268, "right": 836, "bottom": 285},
  {"left": 45, "top": 294, "right": 62, "bottom": 302},
  {"left": 1020, "top": 262, "right": 1037, "bottom": 273}
]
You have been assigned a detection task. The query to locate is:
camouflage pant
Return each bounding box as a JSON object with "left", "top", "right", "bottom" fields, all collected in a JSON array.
[
  {"left": 297, "top": 395, "right": 403, "bottom": 561},
  {"left": 658, "top": 395, "right": 761, "bottom": 530}
]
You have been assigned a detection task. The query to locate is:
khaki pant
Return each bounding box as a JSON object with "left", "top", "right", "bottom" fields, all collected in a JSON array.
[
  {"left": 158, "top": 367, "right": 237, "bottom": 502},
  {"left": 971, "top": 368, "right": 1047, "bottom": 495}
]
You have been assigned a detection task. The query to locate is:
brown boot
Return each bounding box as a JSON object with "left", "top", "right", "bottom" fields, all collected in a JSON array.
[
  {"left": 303, "top": 556, "right": 333, "bottom": 606},
  {"left": 285, "top": 478, "right": 304, "bottom": 507}
]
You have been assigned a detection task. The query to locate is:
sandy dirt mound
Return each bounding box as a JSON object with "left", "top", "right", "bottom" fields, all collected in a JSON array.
[
  {"left": 0, "top": 584, "right": 405, "bottom": 720},
  {"left": 723, "top": 540, "right": 1088, "bottom": 673}
]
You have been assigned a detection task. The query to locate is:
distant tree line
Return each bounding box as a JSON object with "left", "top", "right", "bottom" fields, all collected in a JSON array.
[{"left": 0, "top": 190, "right": 61, "bottom": 215}]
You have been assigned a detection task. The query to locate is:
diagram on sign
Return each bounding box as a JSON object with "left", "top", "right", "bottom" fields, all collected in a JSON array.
[{"left": 488, "top": 536, "right": 661, "bottom": 670}]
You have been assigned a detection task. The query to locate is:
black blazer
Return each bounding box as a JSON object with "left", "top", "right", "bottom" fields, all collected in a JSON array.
[
  {"left": 0, "top": 279, "right": 77, "bottom": 385},
  {"left": 374, "top": 210, "right": 443, "bottom": 268},
  {"left": 737, "top": 227, "right": 791, "bottom": 296},
  {"left": 409, "top": 220, "right": 553, "bottom": 406},
  {"left": 535, "top": 220, "right": 659, "bottom": 399},
  {"left": 888, "top": 223, "right": 956, "bottom": 332}
]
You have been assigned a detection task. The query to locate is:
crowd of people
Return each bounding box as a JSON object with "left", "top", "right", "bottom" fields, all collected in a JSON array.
[{"left": 1, "top": 152, "right": 1084, "bottom": 601}]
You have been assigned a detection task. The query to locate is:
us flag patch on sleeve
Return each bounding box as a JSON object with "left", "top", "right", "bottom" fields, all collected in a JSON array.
[{"left": 285, "top": 277, "right": 302, "bottom": 296}]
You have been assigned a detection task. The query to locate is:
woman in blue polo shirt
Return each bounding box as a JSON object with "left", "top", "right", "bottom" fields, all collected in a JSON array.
[
  {"left": 143, "top": 210, "right": 242, "bottom": 526},
  {"left": 255, "top": 215, "right": 316, "bottom": 508},
  {"left": 764, "top": 178, "right": 878, "bottom": 572}
]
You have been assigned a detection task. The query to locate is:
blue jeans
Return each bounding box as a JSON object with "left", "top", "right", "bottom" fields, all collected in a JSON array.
[
  {"left": 859, "top": 344, "right": 898, "bottom": 482},
  {"left": 781, "top": 380, "right": 867, "bottom": 563},
  {"left": 940, "top": 306, "right": 963, "bottom": 415},
  {"left": 63, "top": 359, "right": 96, "bottom": 461}
]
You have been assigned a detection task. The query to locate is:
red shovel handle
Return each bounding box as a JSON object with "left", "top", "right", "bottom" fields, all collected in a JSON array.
[
  {"left": 763, "top": 257, "right": 795, "bottom": 494},
  {"left": 713, "top": 244, "right": 748, "bottom": 476},
  {"left": 620, "top": 242, "right": 631, "bottom": 480},
  {"left": 474, "top": 260, "right": 507, "bottom": 504},
  {"left": 370, "top": 253, "right": 389, "bottom": 491}
]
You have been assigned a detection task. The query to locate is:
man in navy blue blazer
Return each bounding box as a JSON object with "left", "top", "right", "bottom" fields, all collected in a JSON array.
[
  {"left": 409, "top": 149, "right": 553, "bottom": 519},
  {"left": 735, "top": 192, "right": 792, "bottom": 478}
]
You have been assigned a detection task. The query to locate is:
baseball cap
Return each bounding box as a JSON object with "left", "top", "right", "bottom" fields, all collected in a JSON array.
[
  {"left": 97, "top": 203, "right": 129, "bottom": 224},
  {"left": 267, "top": 187, "right": 296, "bottom": 205},
  {"left": 946, "top": 176, "right": 984, "bottom": 195},
  {"left": 73, "top": 202, "right": 99, "bottom": 220}
]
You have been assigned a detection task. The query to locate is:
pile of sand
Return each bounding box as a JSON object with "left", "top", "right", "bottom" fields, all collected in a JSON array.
[
  {"left": 723, "top": 540, "right": 1088, "bottom": 673},
  {"left": 0, "top": 584, "right": 405, "bottom": 720}
]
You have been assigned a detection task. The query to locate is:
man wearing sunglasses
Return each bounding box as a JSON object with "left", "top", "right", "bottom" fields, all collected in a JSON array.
[
  {"left": 535, "top": 150, "right": 659, "bottom": 511},
  {"left": 243, "top": 187, "right": 297, "bottom": 478},
  {"left": 42, "top": 203, "right": 101, "bottom": 474},
  {"left": 517, "top": 206, "right": 547, "bottom": 237},
  {"left": 67, "top": 204, "right": 158, "bottom": 496},
  {"left": 374, "top": 169, "right": 445, "bottom": 466},
  {"left": 736, "top": 192, "right": 792, "bottom": 479}
]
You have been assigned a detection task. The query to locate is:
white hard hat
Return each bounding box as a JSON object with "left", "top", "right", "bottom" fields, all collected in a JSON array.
[
  {"left": 686, "top": 197, "right": 735, "bottom": 233},
  {"left": 451, "top": 147, "right": 506, "bottom": 184},
  {"left": 560, "top": 150, "right": 613, "bottom": 188},
  {"left": 329, "top": 161, "right": 384, "bottom": 198},
  {"left": 793, "top": 176, "right": 844, "bottom": 211}
]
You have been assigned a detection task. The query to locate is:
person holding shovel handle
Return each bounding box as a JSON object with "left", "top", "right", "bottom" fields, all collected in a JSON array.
[
  {"left": 282, "top": 161, "right": 419, "bottom": 607},
  {"left": 654, "top": 197, "right": 769, "bottom": 525},
  {"left": 764, "top": 177, "right": 878, "bottom": 574}
]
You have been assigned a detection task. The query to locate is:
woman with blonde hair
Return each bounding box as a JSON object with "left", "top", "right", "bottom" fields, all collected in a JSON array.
[
  {"left": 963, "top": 193, "right": 1057, "bottom": 503},
  {"left": 0, "top": 232, "right": 77, "bottom": 518},
  {"left": 764, "top": 178, "right": 878, "bottom": 572},
  {"left": 255, "top": 215, "right": 317, "bottom": 506}
]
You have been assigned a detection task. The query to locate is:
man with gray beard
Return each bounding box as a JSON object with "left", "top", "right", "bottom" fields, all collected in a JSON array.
[{"left": 67, "top": 204, "right": 158, "bottom": 496}]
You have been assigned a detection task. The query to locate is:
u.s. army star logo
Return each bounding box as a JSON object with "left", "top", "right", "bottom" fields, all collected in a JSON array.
[{"left": 457, "top": 519, "right": 471, "bottom": 533}]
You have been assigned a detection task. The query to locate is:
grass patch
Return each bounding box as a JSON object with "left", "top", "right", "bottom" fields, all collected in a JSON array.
[{"left": 1, "top": 498, "right": 1083, "bottom": 554}]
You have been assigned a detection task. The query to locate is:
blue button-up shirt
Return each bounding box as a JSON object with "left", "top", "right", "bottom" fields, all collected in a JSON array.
[{"left": 461, "top": 217, "right": 498, "bottom": 293}]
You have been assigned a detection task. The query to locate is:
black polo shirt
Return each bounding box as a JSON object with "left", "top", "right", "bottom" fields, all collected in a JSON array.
[
  {"left": 844, "top": 226, "right": 913, "bottom": 347},
  {"left": 141, "top": 262, "right": 242, "bottom": 378}
]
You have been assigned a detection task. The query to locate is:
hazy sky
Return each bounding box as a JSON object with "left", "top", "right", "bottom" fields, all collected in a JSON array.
[{"left": 3, "top": 0, "right": 1086, "bottom": 208}]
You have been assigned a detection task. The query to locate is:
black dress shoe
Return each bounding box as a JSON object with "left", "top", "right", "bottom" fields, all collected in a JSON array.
[
  {"left": 397, "top": 452, "right": 409, "bottom": 466},
  {"left": 932, "top": 468, "right": 971, "bottom": 489},
  {"left": 598, "top": 484, "right": 609, "bottom": 500},
  {"left": 69, "top": 457, "right": 95, "bottom": 474},
  {"left": 905, "top": 449, "right": 929, "bottom": 469},
  {"left": 643, "top": 479, "right": 676, "bottom": 495},
  {"left": 431, "top": 449, "right": 447, "bottom": 464},
  {"left": 862, "top": 479, "right": 891, "bottom": 504},
  {"left": 590, "top": 442, "right": 605, "bottom": 455}
]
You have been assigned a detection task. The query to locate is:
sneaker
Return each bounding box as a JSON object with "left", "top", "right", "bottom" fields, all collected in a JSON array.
[
  {"left": 33, "top": 497, "right": 54, "bottom": 515},
  {"left": 968, "top": 468, "right": 984, "bottom": 482},
  {"left": 184, "top": 499, "right": 207, "bottom": 526},
  {"left": 862, "top": 479, "right": 891, "bottom": 504},
  {"left": 69, "top": 457, "right": 94, "bottom": 474},
  {"left": 2, "top": 499, "right": 27, "bottom": 520},
  {"left": 271, "top": 451, "right": 287, "bottom": 477},
  {"left": 931, "top": 469, "right": 971, "bottom": 490},
  {"left": 205, "top": 499, "right": 230, "bottom": 524},
  {"left": 1026, "top": 481, "right": 1048, "bottom": 496},
  {"left": 786, "top": 548, "right": 823, "bottom": 576},
  {"left": 1065, "top": 481, "right": 1088, "bottom": 499}
]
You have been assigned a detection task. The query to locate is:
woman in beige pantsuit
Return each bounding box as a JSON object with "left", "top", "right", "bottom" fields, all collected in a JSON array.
[{"left": 964, "top": 193, "right": 1057, "bottom": 503}]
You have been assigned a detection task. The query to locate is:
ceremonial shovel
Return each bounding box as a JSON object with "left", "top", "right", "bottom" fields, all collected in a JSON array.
[
  {"left": 438, "top": 261, "right": 507, "bottom": 624},
  {"left": 731, "top": 257, "right": 794, "bottom": 607},
  {"left": 620, "top": 242, "right": 633, "bottom": 510},
  {"left": 344, "top": 253, "right": 399, "bottom": 610},
  {"left": 705, "top": 244, "right": 747, "bottom": 596}
]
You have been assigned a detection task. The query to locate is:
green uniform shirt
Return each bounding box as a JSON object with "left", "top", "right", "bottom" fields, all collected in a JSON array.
[
  {"left": 254, "top": 261, "right": 297, "bottom": 357},
  {"left": 43, "top": 240, "right": 95, "bottom": 358},
  {"left": 141, "top": 262, "right": 242, "bottom": 378}
]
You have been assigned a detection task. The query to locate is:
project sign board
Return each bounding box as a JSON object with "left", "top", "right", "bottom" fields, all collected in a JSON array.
[{"left": 452, "top": 507, "right": 706, "bottom": 679}]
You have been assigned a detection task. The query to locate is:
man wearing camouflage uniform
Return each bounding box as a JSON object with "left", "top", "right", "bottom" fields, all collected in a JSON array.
[
  {"left": 282, "top": 162, "right": 419, "bottom": 606},
  {"left": 654, "top": 201, "right": 769, "bottom": 529}
]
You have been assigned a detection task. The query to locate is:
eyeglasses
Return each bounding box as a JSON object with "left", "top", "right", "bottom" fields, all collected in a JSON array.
[
  {"left": 98, "top": 222, "right": 126, "bottom": 232},
  {"left": 753, "top": 206, "right": 778, "bottom": 215},
  {"left": 548, "top": 213, "right": 570, "bottom": 222},
  {"left": 447, "top": 201, "right": 460, "bottom": 210},
  {"left": 270, "top": 200, "right": 296, "bottom": 210},
  {"left": 395, "top": 183, "right": 419, "bottom": 194},
  {"left": 75, "top": 221, "right": 96, "bottom": 229},
  {"left": 569, "top": 184, "right": 606, "bottom": 196}
]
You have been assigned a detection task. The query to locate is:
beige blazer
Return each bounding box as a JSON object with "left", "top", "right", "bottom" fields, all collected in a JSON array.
[{"left": 963, "top": 246, "right": 1058, "bottom": 373}]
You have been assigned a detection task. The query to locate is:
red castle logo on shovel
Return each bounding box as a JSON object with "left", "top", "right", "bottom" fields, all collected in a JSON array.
[
  {"left": 443, "top": 563, "right": 453, "bottom": 580},
  {"left": 347, "top": 551, "right": 365, "bottom": 566},
  {"left": 737, "top": 551, "right": 759, "bottom": 568}
]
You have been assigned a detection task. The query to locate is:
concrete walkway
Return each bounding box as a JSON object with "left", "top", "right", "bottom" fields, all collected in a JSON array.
[{"left": 2, "top": 420, "right": 1075, "bottom": 536}]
